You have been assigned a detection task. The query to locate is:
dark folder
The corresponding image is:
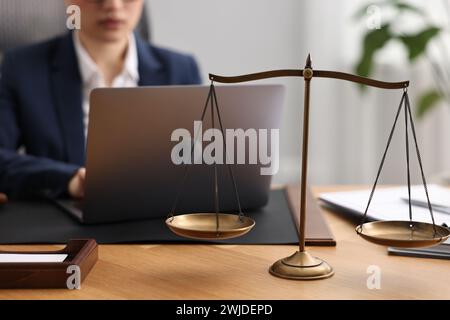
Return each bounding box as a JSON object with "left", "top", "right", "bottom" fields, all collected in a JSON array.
[
  {"left": 0, "top": 187, "right": 335, "bottom": 245},
  {"left": 388, "top": 243, "right": 450, "bottom": 260}
]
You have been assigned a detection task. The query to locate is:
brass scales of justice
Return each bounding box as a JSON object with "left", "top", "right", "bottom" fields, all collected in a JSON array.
[{"left": 165, "top": 54, "right": 450, "bottom": 280}]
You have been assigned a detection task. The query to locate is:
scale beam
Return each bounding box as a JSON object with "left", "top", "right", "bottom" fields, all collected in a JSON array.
[{"left": 209, "top": 70, "right": 409, "bottom": 89}]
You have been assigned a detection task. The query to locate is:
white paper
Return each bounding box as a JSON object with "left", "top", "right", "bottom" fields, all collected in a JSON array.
[
  {"left": 0, "top": 254, "right": 68, "bottom": 263},
  {"left": 319, "top": 185, "right": 450, "bottom": 226},
  {"left": 400, "top": 184, "right": 450, "bottom": 214}
]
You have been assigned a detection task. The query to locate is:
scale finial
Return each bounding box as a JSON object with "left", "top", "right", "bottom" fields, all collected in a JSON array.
[{"left": 305, "top": 54, "right": 312, "bottom": 68}]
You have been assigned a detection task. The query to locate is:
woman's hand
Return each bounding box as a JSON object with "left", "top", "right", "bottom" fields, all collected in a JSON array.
[
  {"left": 68, "top": 168, "right": 86, "bottom": 199},
  {"left": 0, "top": 193, "right": 7, "bottom": 204}
]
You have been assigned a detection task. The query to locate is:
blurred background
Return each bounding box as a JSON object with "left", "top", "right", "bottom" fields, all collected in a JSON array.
[
  {"left": 146, "top": 0, "right": 450, "bottom": 186},
  {"left": 1, "top": 0, "right": 450, "bottom": 187}
]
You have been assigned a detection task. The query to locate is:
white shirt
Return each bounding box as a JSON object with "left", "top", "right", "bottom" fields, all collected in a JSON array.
[{"left": 72, "top": 32, "right": 140, "bottom": 138}]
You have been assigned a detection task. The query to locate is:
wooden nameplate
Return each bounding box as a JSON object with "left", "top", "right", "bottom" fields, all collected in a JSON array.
[{"left": 0, "top": 239, "right": 98, "bottom": 289}]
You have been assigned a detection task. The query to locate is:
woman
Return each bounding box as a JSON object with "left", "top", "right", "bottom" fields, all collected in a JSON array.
[{"left": 0, "top": 0, "right": 201, "bottom": 200}]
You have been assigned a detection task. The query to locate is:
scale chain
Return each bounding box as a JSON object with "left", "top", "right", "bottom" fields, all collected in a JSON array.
[
  {"left": 211, "top": 82, "right": 220, "bottom": 234},
  {"left": 211, "top": 85, "right": 245, "bottom": 221},
  {"left": 359, "top": 91, "right": 440, "bottom": 236},
  {"left": 404, "top": 90, "right": 412, "bottom": 223},
  {"left": 404, "top": 92, "right": 438, "bottom": 235},
  {"left": 167, "top": 85, "right": 214, "bottom": 221},
  {"left": 168, "top": 83, "right": 246, "bottom": 226},
  {"left": 358, "top": 92, "right": 406, "bottom": 231}
]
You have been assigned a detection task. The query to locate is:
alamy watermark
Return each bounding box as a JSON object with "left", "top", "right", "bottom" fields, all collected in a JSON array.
[
  {"left": 366, "top": 265, "right": 381, "bottom": 290},
  {"left": 66, "top": 5, "right": 81, "bottom": 30},
  {"left": 366, "top": 4, "right": 381, "bottom": 30},
  {"left": 171, "top": 121, "right": 280, "bottom": 175},
  {"left": 66, "top": 265, "right": 81, "bottom": 290}
]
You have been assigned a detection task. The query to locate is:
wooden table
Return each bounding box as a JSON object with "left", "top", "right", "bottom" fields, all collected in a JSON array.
[{"left": 0, "top": 186, "right": 449, "bottom": 299}]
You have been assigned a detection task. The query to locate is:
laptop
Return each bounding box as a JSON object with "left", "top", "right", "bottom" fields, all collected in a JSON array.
[{"left": 54, "top": 85, "right": 285, "bottom": 224}]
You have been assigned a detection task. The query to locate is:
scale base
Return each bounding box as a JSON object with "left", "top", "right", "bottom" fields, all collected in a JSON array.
[{"left": 269, "top": 251, "right": 334, "bottom": 280}]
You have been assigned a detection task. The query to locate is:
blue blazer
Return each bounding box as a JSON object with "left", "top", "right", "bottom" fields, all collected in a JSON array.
[{"left": 0, "top": 32, "right": 201, "bottom": 199}]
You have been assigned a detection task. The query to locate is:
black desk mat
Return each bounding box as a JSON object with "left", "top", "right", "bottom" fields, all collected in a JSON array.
[{"left": 0, "top": 189, "right": 298, "bottom": 244}]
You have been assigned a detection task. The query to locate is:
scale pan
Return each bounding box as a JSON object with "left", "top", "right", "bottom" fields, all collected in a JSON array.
[
  {"left": 166, "top": 213, "right": 255, "bottom": 240},
  {"left": 356, "top": 220, "right": 450, "bottom": 248}
]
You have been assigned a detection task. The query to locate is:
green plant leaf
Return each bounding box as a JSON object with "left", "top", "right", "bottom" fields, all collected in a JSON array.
[
  {"left": 398, "top": 27, "right": 440, "bottom": 61},
  {"left": 394, "top": 2, "right": 424, "bottom": 16},
  {"left": 416, "top": 89, "right": 443, "bottom": 118},
  {"left": 355, "top": 24, "right": 392, "bottom": 78}
]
